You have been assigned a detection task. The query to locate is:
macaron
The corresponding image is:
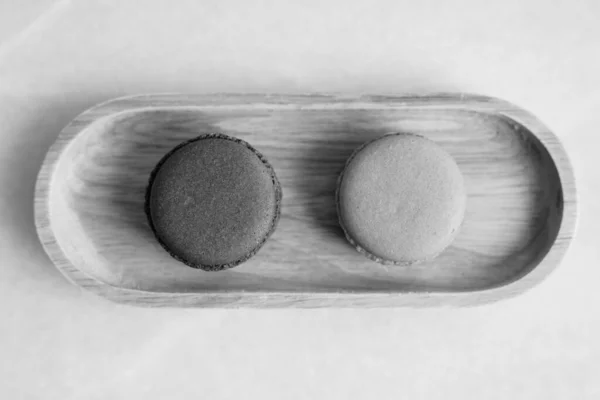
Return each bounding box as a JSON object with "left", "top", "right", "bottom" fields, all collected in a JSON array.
[
  {"left": 145, "top": 133, "right": 281, "bottom": 271},
  {"left": 336, "top": 133, "right": 466, "bottom": 265}
]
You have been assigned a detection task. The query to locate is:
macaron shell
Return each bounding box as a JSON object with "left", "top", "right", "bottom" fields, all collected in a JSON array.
[
  {"left": 145, "top": 134, "right": 281, "bottom": 271},
  {"left": 337, "top": 134, "right": 466, "bottom": 265}
]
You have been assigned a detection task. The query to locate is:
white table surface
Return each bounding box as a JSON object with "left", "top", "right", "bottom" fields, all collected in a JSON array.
[{"left": 1, "top": 0, "right": 599, "bottom": 398}]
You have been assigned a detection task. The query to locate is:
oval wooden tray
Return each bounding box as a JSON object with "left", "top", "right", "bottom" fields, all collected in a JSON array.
[{"left": 35, "top": 94, "right": 577, "bottom": 307}]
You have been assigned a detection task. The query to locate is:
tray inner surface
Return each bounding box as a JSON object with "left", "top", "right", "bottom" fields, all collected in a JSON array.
[{"left": 49, "top": 106, "right": 562, "bottom": 293}]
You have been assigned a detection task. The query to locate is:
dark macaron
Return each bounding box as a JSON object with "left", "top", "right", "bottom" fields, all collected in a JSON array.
[
  {"left": 145, "top": 133, "right": 281, "bottom": 271},
  {"left": 336, "top": 133, "right": 466, "bottom": 265}
]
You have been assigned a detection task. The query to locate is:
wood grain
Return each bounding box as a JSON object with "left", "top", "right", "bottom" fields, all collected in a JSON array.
[{"left": 34, "top": 94, "right": 577, "bottom": 307}]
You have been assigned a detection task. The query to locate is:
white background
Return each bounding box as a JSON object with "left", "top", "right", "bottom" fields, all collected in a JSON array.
[{"left": 1, "top": 0, "right": 599, "bottom": 398}]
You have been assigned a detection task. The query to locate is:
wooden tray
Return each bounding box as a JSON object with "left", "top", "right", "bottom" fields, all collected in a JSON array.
[{"left": 34, "top": 94, "right": 577, "bottom": 307}]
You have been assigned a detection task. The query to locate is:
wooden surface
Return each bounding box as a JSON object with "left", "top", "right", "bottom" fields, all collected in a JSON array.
[{"left": 34, "top": 94, "right": 577, "bottom": 307}]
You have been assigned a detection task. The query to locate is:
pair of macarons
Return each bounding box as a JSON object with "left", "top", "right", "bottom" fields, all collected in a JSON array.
[{"left": 145, "top": 133, "right": 466, "bottom": 271}]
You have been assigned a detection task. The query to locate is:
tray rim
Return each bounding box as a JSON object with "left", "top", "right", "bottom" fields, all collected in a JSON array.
[{"left": 34, "top": 92, "right": 578, "bottom": 307}]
